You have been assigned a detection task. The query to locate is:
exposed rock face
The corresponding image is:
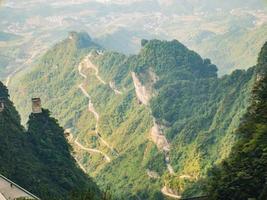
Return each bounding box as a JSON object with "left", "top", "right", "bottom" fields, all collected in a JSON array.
[
  {"left": 68, "top": 31, "right": 96, "bottom": 49},
  {"left": 161, "top": 186, "right": 181, "bottom": 199},
  {"left": 150, "top": 121, "right": 170, "bottom": 151},
  {"left": 256, "top": 73, "right": 264, "bottom": 82},
  {"left": 131, "top": 72, "right": 151, "bottom": 105}
]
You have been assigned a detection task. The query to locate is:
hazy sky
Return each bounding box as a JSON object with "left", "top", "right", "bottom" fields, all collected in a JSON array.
[
  {"left": 0, "top": 0, "right": 266, "bottom": 75},
  {"left": 2, "top": 0, "right": 266, "bottom": 7}
]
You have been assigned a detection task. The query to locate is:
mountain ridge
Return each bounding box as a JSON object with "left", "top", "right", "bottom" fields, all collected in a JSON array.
[
  {"left": 206, "top": 41, "right": 267, "bottom": 200},
  {"left": 9, "top": 32, "right": 259, "bottom": 199}
]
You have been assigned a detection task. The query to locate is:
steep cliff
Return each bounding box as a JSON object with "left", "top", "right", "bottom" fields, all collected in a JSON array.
[{"left": 206, "top": 42, "right": 267, "bottom": 200}]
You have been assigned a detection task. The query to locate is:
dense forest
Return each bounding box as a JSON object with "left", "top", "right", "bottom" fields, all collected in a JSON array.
[
  {"left": 0, "top": 81, "right": 102, "bottom": 199},
  {"left": 206, "top": 42, "right": 267, "bottom": 200}
]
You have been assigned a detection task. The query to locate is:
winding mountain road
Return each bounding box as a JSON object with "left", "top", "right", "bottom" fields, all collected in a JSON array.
[
  {"left": 79, "top": 54, "right": 122, "bottom": 95},
  {"left": 78, "top": 53, "right": 119, "bottom": 157},
  {"left": 109, "top": 81, "right": 122, "bottom": 95},
  {"left": 75, "top": 157, "right": 87, "bottom": 172},
  {"left": 65, "top": 130, "right": 111, "bottom": 163},
  {"left": 75, "top": 137, "right": 111, "bottom": 162},
  {"left": 80, "top": 55, "right": 106, "bottom": 84}
]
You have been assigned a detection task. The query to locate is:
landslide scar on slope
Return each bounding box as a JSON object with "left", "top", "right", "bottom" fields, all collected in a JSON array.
[{"left": 131, "top": 68, "right": 158, "bottom": 105}]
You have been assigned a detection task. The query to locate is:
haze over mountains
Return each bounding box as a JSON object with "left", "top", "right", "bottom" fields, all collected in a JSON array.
[{"left": 0, "top": 0, "right": 266, "bottom": 80}]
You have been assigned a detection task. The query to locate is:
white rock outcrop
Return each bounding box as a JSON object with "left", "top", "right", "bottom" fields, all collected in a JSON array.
[{"left": 131, "top": 72, "right": 151, "bottom": 105}]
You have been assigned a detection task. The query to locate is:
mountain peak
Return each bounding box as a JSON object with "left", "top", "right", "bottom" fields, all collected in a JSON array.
[
  {"left": 67, "top": 31, "right": 98, "bottom": 49},
  {"left": 137, "top": 39, "right": 218, "bottom": 79},
  {"left": 141, "top": 39, "right": 186, "bottom": 49}
]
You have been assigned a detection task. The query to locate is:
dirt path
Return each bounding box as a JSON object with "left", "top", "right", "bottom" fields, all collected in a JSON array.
[
  {"left": 65, "top": 130, "right": 111, "bottom": 163},
  {"left": 78, "top": 54, "right": 118, "bottom": 156},
  {"left": 79, "top": 53, "right": 123, "bottom": 97},
  {"left": 82, "top": 55, "right": 106, "bottom": 84},
  {"left": 109, "top": 81, "right": 122, "bottom": 95},
  {"left": 78, "top": 84, "right": 90, "bottom": 98},
  {"left": 78, "top": 83, "right": 100, "bottom": 120},
  {"left": 75, "top": 157, "right": 87, "bottom": 172},
  {"left": 161, "top": 186, "right": 182, "bottom": 199},
  {"left": 75, "top": 137, "right": 111, "bottom": 162}
]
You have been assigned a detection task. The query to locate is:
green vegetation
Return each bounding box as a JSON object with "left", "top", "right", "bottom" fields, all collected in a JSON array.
[
  {"left": 192, "top": 24, "right": 267, "bottom": 75},
  {"left": 206, "top": 42, "right": 267, "bottom": 200},
  {"left": 128, "top": 39, "right": 256, "bottom": 197},
  {"left": 9, "top": 32, "right": 262, "bottom": 199},
  {"left": 0, "top": 81, "right": 101, "bottom": 199},
  {"left": 26, "top": 109, "right": 101, "bottom": 199}
]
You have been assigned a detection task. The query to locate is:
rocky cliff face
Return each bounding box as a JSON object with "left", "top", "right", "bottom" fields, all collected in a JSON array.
[{"left": 131, "top": 72, "right": 152, "bottom": 105}]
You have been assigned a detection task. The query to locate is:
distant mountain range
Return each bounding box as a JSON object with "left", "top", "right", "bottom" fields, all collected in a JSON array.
[{"left": 0, "top": 0, "right": 266, "bottom": 80}]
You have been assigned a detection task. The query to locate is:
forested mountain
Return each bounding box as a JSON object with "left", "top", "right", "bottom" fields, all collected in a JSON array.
[
  {"left": 206, "top": 42, "right": 267, "bottom": 200},
  {"left": 190, "top": 25, "right": 267, "bottom": 75},
  {"left": 1, "top": 0, "right": 266, "bottom": 80},
  {"left": 0, "top": 81, "right": 101, "bottom": 199},
  {"left": 9, "top": 32, "right": 262, "bottom": 199}
]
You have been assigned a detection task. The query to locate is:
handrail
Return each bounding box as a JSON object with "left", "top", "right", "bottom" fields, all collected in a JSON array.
[{"left": 0, "top": 174, "right": 40, "bottom": 200}]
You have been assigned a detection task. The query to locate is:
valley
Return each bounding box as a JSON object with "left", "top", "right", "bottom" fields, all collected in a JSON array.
[
  {"left": 7, "top": 32, "right": 259, "bottom": 199},
  {"left": 1, "top": 1, "right": 267, "bottom": 199}
]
